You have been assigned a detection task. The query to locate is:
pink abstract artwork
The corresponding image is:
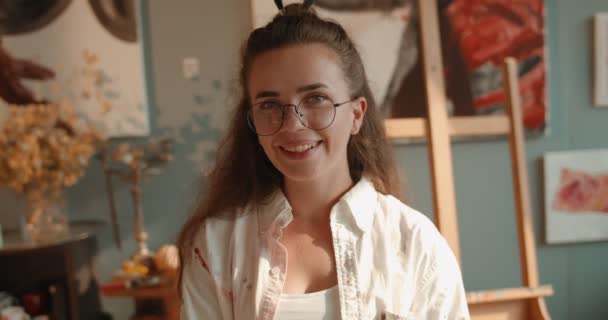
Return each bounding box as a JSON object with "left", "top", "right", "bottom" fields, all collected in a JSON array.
[{"left": 552, "top": 168, "right": 608, "bottom": 213}]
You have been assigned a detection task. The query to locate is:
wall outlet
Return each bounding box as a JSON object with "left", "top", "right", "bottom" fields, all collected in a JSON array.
[{"left": 182, "top": 57, "right": 200, "bottom": 80}]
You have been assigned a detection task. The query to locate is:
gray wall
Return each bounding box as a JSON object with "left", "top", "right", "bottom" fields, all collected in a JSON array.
[{"left": 1, "top": 0, "right": 607, "bottom": 319}]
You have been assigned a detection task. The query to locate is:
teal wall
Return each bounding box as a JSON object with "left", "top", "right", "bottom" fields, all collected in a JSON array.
[{"left": 1, "top": 1, "right": 607, "bottom": 319}]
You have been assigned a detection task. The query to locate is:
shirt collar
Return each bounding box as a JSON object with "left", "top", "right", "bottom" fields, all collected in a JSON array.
[
  {"left": 256, "top": 177, "right": 378, "bottom": 234},
  {"left": 340, "top": 177, "right": 377, "bottom": 233},
  {"left": 257, "top": 190, "right": 292, "bottom": 236}
]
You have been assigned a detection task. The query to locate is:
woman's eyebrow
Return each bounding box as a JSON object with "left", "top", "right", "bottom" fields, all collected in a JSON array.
[
  {"left": 254, "top": 83, "right": 329, "bottom": 99},
  {"left": 296, "top": 83, "right": 328, "bottom": 92},
  {"left": 255, "top": 91, "right": 279, "bottom": 99}
]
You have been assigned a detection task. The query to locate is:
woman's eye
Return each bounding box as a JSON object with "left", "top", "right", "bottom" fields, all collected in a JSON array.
[{"left": 306, "top": 95, "right": 328, "bottom": 104}]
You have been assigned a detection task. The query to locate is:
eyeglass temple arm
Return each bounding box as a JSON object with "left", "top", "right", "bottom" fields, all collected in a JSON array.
[{"left": 334, "top": 97, "right": 358, "bottom": 107}]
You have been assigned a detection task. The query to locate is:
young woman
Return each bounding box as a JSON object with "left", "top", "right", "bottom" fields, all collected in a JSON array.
[{"left": 178, "top": 1, "right": 469, "bottom": 319}]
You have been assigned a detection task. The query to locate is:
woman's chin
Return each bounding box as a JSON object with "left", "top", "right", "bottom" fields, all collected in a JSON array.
[{"left": 280, "top": 168, "right": 323, "bottom": 184}]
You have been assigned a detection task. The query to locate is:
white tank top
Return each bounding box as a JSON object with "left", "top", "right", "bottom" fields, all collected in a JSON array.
[{"left": 274, "top": 285, "right": 341, "bottom": 320}]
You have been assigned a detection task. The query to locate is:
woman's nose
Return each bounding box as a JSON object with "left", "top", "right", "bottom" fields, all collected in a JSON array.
[{"left": 280, "top": 105, "right": 305, "bottom": 132}]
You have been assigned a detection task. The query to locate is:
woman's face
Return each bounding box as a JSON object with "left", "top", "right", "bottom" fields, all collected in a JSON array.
[{"left": 247, "top": 43, "right": 367, "bottom": 184}]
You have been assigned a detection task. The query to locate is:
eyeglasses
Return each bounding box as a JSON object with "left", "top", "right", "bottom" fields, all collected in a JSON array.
[{"left": 247, "top": 94, "right": 356, "bottom": 136}]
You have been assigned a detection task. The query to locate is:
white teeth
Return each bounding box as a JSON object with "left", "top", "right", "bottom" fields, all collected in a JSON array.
[{"left": 283, "top": 143, "right": 317, "bottom": 153}]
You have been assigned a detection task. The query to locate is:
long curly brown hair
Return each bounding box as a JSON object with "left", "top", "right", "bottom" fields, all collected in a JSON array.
[{"left": 176, "top": 3, "right": 401, "bottom": 293}]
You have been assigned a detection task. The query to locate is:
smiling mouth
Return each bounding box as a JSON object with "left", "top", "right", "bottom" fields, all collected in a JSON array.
[{"left": 280, "top": 141, "right": 322, "bottom": 153}]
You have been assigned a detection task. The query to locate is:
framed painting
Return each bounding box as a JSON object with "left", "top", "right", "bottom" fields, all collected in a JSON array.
[
  {"left": 251, "top": 0, "right": 548, "bottom": 141},
  {"left": 0, "top": 0, "right": 150, "bottom": 137},
  {"left": 544, "top": 149, "right": 608, "bottom": 244}
]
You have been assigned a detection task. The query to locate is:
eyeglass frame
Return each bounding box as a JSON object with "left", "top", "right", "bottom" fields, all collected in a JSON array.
[{"left": 246, "top": 95, "right": 358, "bottom": 136}]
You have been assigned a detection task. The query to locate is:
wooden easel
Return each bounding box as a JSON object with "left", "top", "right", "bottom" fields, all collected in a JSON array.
[{"left": 384, "top": 1, "right": 554, "bottom": 319}]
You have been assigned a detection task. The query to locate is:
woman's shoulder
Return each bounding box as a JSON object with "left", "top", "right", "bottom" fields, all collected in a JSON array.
[
  {"left": 375, "top": 193, "right": 446, "bottom": 250},
  {"left": 191, "top": 190, "right": 287, "bottom": 255},
  {"left": 376, "top": 193, "right": 436, "bottom": 228},
  {"left": 374, "top": 193, "right": 461, "bottom": 286},
  {"left": 189, "top": 206, "right": 258, "bottom": 264}
]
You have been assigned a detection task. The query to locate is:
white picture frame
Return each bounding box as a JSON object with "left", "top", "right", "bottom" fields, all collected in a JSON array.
[
  {"left": 594, "top": 13, "right": 608, "bottom": 107},
  {"left": 544, "top": 149, "right": 608, "bottom": 244}
]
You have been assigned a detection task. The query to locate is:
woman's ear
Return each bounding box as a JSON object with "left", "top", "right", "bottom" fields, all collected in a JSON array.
[{"left": 351, "top": 97, "right": 367, "bottom": 135}]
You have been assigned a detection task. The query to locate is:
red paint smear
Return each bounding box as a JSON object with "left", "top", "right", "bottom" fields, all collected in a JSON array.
[{"left": 194, "top": 247, "right": 210, "bottom": 272}]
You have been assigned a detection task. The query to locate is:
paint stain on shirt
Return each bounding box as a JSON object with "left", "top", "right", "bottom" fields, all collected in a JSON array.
[{"left": 194, "top": 247, "right": 210, "bottom": 272}]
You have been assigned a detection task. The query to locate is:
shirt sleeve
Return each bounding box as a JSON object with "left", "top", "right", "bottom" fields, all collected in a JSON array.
[
  {"left": 417, "top": 232, "right": 471, "bottom": 320},
  {"left": 180, "top": 247, "right": 224, "bottom": 320}
]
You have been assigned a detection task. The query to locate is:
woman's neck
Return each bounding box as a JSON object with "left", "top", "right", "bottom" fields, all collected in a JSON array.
[{"left": 283, "top": 170, "right": 354, "bottom": 224}]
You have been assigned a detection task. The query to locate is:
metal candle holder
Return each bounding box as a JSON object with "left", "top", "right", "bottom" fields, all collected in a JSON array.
[{"left": 97, "top": 137, "right": 174, "bottom": 262}]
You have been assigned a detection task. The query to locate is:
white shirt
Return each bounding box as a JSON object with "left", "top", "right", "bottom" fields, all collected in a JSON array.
[
  {"left": 181, "top": 178, "right": 470, "bottom": 320},
  {"left": 275, "top": 285, "right": 340, "bottom": 320}
]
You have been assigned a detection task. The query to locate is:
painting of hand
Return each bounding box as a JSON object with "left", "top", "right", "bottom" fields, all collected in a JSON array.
[{"left": 0, "top": 38, "right": 55, "bottom": 105}]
